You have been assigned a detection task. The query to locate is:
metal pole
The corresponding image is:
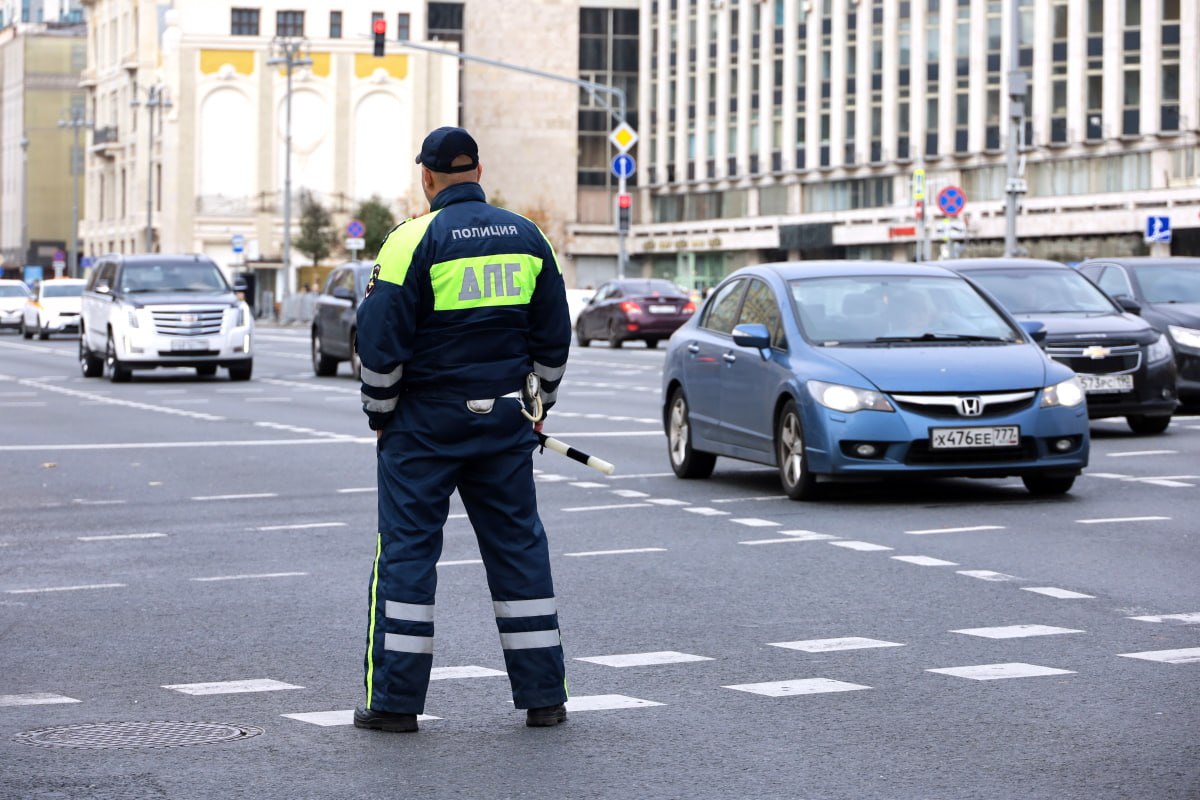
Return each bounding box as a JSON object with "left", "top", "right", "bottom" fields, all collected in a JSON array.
[
  {"left": 268, "top": 38, "right": 312, "bottom": 299},
  {"left": 20, "top": 134, "right": 28, "bottom": 267},
  {"left": 617, "top": 173, "right": 627, "bottom": 280},
  {"left": 70, "top": 119, "right": 80, "bottom": 276},
  {"left": 145, "top": 89, "right": 155, "bottom": 252},
  {"left": 1003, "top": 0, "right": 1026, "bottom": 257}
]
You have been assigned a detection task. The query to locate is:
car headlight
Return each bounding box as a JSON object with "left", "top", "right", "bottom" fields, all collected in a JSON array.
[
  {"left": 1167, "top": 324, "right": 1200, "bottom": 351},
  {"left": 1041, "top": 376, "right": 1086, "bottom": 408},
  {"left": 124, "top": 306, "right": 139, "bottom": 329},
  {"left": 807, "top": 380, "right": 894, "bottom": 413},
  {"left": 235, "top": 302, "right": 250, "bottom": 327},
  {"left": 1146, "top": 333, "right": 1172, "bottom": 363}
]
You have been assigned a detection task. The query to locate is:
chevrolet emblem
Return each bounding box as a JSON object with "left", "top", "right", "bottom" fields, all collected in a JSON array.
[{"left": 1081, "top": 345, "right": 1111, "bottom": 359}]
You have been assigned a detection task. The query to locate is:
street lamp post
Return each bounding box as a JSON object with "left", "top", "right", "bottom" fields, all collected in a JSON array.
[
  {"left": 267, "top": 36, "right": 312, "bottom": 299},
  {"left": 58, "top": 106, "right": 92, "bottom": 278},
  {"left": 131, "top": 84, "right": 172, "bottom": 253},
  {"left": 19, "top": 134, "right": 28, "bottom": 269}
]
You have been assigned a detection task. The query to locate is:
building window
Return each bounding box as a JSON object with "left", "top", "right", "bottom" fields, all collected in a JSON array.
[
  {"left": 925, "top": 0, "right": 938, "bottom": 157},
  {"left": 1086, "top": 0, "right": 1104, "bottom": 140},
  {"left": 1160, "top": 0, "right": 1181, "bottom": 132},
  {"left": 396, "top": 13, "right": 411, "bottom": 41},
  {"left": 428, "top": 2, "right": 464, "bottom": 42},
  {"left": 1049, "top": 0, "right": 1068, "bottom": 144},
  {"left": 276, "top": 10, "right": 304, "bottom": 38},
  {"left": 954, "top": 2, "right": 969, "bottom": 153},
  {"left": 578, "top": 8, "right": 639, "bottom": 188},
  {"left": 231, "top": 8, "right": 260, "bottom": 36},
  {"left": 330, "top": 11, "right": 342, "bottom": 38},
  {"left": 1122, "top": 0, "right": 1140, "bottom": 136}
]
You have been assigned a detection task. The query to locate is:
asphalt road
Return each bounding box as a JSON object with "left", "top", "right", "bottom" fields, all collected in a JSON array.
[{"left": 1, "top": 326, "right": 1197, "bottom": 800}]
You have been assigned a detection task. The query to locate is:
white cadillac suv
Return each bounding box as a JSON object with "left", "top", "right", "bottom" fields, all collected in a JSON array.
[{"left": 80, "top": 254, "right": 253, "bottom": 382}]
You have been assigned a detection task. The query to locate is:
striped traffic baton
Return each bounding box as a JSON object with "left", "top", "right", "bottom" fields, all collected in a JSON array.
[{"left": 536, "top": 432, "right": 615, "bottom": 476}]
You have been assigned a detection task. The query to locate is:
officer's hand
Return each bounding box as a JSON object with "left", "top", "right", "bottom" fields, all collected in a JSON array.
[
  {"left": 376, "top": 429, "right": 384, "bottom": 440},
  {"left": 533, "top": 420, "right": 544, "bottom": 434}
]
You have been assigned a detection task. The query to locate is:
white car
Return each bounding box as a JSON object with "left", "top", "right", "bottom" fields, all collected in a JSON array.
[
  {"left": 22, "top": 278, "right": 85, "bottom": 339},
  {"left": 80, "top": 254, "right": 253, "bottom": 382},
  {"left": 0, "top": 279, "right": 31, "bottom": 331}
]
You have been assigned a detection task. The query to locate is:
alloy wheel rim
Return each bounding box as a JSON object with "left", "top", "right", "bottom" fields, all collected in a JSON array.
[
  {"left": 312, "top": 335, "right": 321, "bottom": 367},
  {"left": 780, "top": 413, "right": 804, "bottom": 486},
  {"left": 669, "top": 400, "right": 687, "bottom": 465}
]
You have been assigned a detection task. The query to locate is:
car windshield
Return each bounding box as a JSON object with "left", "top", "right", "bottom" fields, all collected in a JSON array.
[
  {"left": 43, "top": 283, "right": 83, "bottom": 298},
  {"left": 619, "top": 280, "right": 687, "bottom": 298},
  {"left": 0, "top": 285, "right": 29, "bottom": 298},
  {"left": 790, "top": 274, "right": 1021, "bottom": 345},
  {"left": 966, "top": 268, "right": 1116, "bottom": 314},
  {"left": 1129, "top": 264, "right": 1200, "bottom": 304},
  {"left": 120, "top": 263, "right": 228, "bottom": 294}
]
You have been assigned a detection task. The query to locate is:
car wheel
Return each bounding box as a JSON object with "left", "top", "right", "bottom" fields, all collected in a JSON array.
[
  {"left": 105, "top": 331, "right": 131, "bottom": 383},
  {"left": 228, "top": 360, "right": 253, "bottom": 381},
  {"left": 1022, "top": 474, "right": 1075, "bottom": 496},
  {"left": 195, "top": 365, "right": 218, "bottom": 377},
  {"left": 576, "top": 324, "right": 591, "bottom": 347},
  {"left": 776, "top": 399, "right": 820, "bottom": 501},
  {"left": 312, "top": 328, "right": 337, "bottom": 376},
  {"left": 646, "top": 338, "right": 659, "bottom": 349},
  {"left": 608, "top": 321, "right": 623, "bottom": 349},
  {"left": 666, "top": 388, "right": 716, "bottom": 479},
  {"left": 1126, "top": 414, "right": 1171, "bottom": 435},
  {"left": 20, "top": 317, "right": 31, "bottom": 339},
  {"left": 37, "top": 315, "right": 50, "bottom": 340},
  {"left": 79, "top": 331, "right": 103, "bottom": 378}
]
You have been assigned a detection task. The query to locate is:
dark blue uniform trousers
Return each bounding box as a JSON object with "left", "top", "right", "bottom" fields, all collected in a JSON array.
[{"left": 364, "top": 396, "right": 567, "bottom": 714}]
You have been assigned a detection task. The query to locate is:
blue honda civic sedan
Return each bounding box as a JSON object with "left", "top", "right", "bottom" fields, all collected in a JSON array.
[{"left": 661, "top": 261, "right": 1090, "bottom": 499}]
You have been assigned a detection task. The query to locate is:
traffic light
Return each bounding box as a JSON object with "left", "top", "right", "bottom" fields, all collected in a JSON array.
[
  {"left": 373, "top": 18, "right": 387, "bottom": 57},
  {"left": 617, "top": 193, "right": 632, "bottom": 233}
]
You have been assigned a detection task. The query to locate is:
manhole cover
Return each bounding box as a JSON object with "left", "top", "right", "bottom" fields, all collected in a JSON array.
[{"left": 13, "top": 721, "right": 263, "bottom": 749}]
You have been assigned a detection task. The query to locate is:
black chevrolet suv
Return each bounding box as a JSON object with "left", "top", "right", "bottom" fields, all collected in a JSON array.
[{"left": 938, "top": 258, "right": 1178, "bottom": 435}]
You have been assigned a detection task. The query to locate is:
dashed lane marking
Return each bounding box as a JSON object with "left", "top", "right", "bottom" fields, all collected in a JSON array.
[
  {"left": 78, "top": 533, "right": 167, "bottom": 542},
  {"left": 72, "top": 499, "right": 126, "bottom": 506},
  {"left": 17, "top": 379, "right": 225, "bottom": 421},
  {"left": 163, "top": 679, "right": 303, "bottom": 695},
  {"left": 740, "top": 531, "right": 838, "bottom": 545},
  {"left": 563, "top": 502, "right": 652, "bottom": 512},
  {"left": 646, "top": 498, "right": 689, "bottom": 505},
  {"left": 337, "top": 487, "right": 376, "bottom": 494},
  {"left": 712, "top": 496, "right": 788, "bottom": 503},
  {"left": 904, "top": 525, "right": 1006, "bottom": 535},
  {"left": 607, "top": 472, "right": 675, "bottom": 480},
  {"left": 892, "top": 556, "right": 958, "bottom": 566},
  {"left": 575, "top": 651, "right": 714, "bottom": 668},
  {"left": 1118, "top": 648, "right": 1200, "bottom": 664},
  {"left": 952, "top": 625, "right": 1084, "bottom": 639},
  {"left": 191, "top": 572, "right": 308, "bottom": 582},
  {"left": 1127, "top": 612, "right": 1200, "bottom": 624},
  {"left": 829, "top": 541, "right": 894, "bottom": 552},
  {"left": 724, "top": 679, "right": 872, "bottom": 697},
  {"left": 1076, "top": 516, "right": 1171, "bottom": 524},
  {"left": 564, "top": 547, "right": 667, "bottom": 557},
  {"left": 250, "top": 522, "right": 348, "bottom": 531},
  {"left": 0, "top": 438, "right": 372, "bottom": 452},
  {"left": 1021, "top": 587, "right": 1095, "bottom": 599},
  {"left": 769, "top": 638, "right": 904, "bottom": 653},
  {"left": 282, "top": 710, "right": 441, "bottom": 726},
  {"left": 731, "top": 518, "right": 781, "bottom": 527},
  {"left": 193, "top": 492, "right": 278, "bottom": 501},
  {"left": 570, "top": 481, "right": 607, "bottom": 488},
  {"left": 926, "top": 663, "right": 1075, "bottom": 680},
  {"left": 0, "top": 693, "right": 81, "bottom": 707},
  {"left": 566, "top": 694, "right": 665, "bottom": 712},
  {"left": 5, "top": 583, "right": 126, "bottom": 594},
  {"left": 612, "top": 489, "right": 650, "bottom": 498},
  {"left": 1106, "top": 450, "right": 1178, "bottom": 457},
  {"left": 957, "top": 570, "right": 1017, "bottom": 582},
  {"left": 437, "top": 559, "right": 484, "bottom": 567},
  {"left": 685, "top": 507, "right": 730, "bottom": 516}
]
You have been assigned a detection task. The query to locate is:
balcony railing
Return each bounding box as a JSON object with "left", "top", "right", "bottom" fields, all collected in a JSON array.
[{"left": 92, "top": 126, "right": 119, "bottom": 146}]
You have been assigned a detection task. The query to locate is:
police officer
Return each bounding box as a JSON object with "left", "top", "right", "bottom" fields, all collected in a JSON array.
[{"left": 353, "top": 127, "right": 571, "bottom": 732}]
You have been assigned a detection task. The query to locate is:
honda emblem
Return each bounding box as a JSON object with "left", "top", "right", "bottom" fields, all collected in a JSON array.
[{"left": 957, "top": 396, "right": 983, "bottom": 417}]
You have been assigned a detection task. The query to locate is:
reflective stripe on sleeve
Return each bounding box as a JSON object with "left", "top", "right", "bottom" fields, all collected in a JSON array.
[
  {"left": 384, "top": 633, "right": 434, "bottom": 654},
  {"left": 499, "top": 629, "right": 561, "bottom": 650},
  {"left": 361, "top": 393, "right": 398, "bottom": 413},
  {"left": 493, "top": 597, "right": 557, "bottom": 618},
  {"left": 532, "top": 361, "right": 566, "bottom": 382},
  {"left": 538, "top": 386, "right": 559, "bottom": 405},
  {"left": 361, "top": 363, "right": 403, "bottom": 389},
  {"left": 385, "top": 600, "right": 434, "bottom": 623}
]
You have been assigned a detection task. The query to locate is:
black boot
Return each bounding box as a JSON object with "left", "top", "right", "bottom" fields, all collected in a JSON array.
[
  {"left": 354, "top": 706, "right": 419, "bottom": 732},
  {"left": 526, "top": 703, "right": 567, "bottom": 727}
]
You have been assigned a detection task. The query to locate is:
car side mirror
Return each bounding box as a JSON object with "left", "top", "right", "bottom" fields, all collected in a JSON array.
[
  {"left": 332, "top": 286, "right": 354, "bottom": 301},
  {"left": 1019, "top": 320, "right": 1047, "bottom": 344},
  {"left": 732, "top": 322, "right": 772, "bottom": 354},
  {"left": 94, "top": 284, "right": 111, "bottom": 295},
  {"left": 1114, "top": 294, "right": 1141, "bottom": 315}
]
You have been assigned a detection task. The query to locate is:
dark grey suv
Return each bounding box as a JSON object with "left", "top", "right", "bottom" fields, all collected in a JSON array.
[
  {"left": 311, "top": 260, "right": 373, "bottom": 378},
  {"left": 939, "top": 258, "right": 1178, "bottom": 435}
]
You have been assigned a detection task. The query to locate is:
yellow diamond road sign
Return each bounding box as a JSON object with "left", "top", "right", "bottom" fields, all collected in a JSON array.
[{"left": 609, "top": 122, "right": 639, "bottom": 153}]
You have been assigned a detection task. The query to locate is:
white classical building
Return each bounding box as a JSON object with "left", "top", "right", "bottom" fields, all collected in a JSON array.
[{"left": 78, "top": 0, "right": 457, "bottom": 305}]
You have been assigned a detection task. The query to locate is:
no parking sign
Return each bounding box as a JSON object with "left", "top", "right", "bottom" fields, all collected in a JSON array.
[{"left": 936, "top": 186, "right": 967, "bottom": 217}]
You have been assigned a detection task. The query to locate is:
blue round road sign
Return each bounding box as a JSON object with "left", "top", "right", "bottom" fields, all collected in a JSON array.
[
  {"left": 347, "top": 219, "right": 366, "bottom": 238},
  {"left": 937, "top": 186, "right": 967, "bottom": 217},
  {"left": 611, "top": 153, "right": 636, "bottom": 179}
]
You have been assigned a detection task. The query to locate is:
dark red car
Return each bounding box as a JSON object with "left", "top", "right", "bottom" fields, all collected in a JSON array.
[{"left": 575, "top": 278, "right": 696, "bottom": 348}]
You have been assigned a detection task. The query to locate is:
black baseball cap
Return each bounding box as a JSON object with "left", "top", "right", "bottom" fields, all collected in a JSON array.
[{"left": 415, "top": 126, "right": 480, "bottom": 173}]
